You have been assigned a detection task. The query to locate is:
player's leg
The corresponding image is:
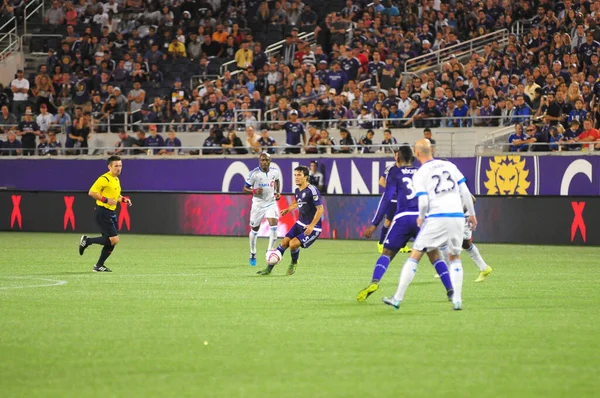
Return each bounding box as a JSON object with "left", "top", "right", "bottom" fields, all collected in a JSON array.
[
  {"left": 383, "top": 219, "right": 446, "bottom": 309},
  {"left": 447, "top": 218, "right": 466, "bottom": 310},
  {"left": 426, "top": 249, "right": 454, "bottom": 301},
  {"left": 378, "top": 217, "right": 392, "bottom": 253},
  {"left": 286, "top": 230, "right": 321, "bottom": 275},
  {"left": 463, "top": 237, "right": 493, "bottom": 282},
  {"left": 265, "top": 205, "right": 280, "bottom": 251},
  {"left": 257, "top": 225, "right": 298, "bottom": 275},
  {"left": 80, "top": 208, "right": 110, "bottom": 255},
  {"left": 358, "top": 215, "right": 408, "bottom": 301},
  {"left": 248, "top": 205, "right": 266, "bottom": 266}
]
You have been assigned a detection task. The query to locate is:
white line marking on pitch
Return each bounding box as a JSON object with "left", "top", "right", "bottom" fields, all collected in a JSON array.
[{"left": 0, "top": 276, "right": 68, "bottom": 290}]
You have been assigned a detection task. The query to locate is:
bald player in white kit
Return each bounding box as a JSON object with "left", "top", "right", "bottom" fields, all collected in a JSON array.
[{"left": 382, "top": 139, "right": 477, "bottom": 311}]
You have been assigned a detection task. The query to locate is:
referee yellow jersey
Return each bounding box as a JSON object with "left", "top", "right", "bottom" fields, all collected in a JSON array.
[{"left": 90, "top": 172, "right": 121, "bottom": 211}]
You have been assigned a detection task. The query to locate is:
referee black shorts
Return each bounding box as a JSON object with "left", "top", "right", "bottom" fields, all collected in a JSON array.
[{"left": 95, "top": 206, "right": 118, "bottom": 237}]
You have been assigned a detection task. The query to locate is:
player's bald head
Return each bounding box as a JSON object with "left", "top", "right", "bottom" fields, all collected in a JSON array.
[{"left": 415, "top": 139, "right": 432, "bottom": 156}]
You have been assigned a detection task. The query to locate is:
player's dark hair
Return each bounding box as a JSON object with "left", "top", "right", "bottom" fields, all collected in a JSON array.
[
  {"left": 396, "top": 145, "right": 413, "bottom": 164},
  {"left": 107, "top": 155, "right": 121, "bottom": 165},
  {"left": 295, "top": 165, "right": 310, "bottom": 177}
]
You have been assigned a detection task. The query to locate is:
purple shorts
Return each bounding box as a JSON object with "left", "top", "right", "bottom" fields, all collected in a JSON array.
[
  {"left": 383, "top": 213, "right": 419, "bottom": 252},
  {"left": 285, "top": 222, "right": 321, "bottom": 249}
]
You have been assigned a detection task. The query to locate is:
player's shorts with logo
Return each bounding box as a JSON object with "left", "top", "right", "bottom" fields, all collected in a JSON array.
[
  {"left": 383, "top": 212, "right": 419, "bottom": 252},
  {"left": 285, "top": 221, "right": 321, "bottom": 248},
  {"left": 463, "top": 217, "right": 472, "bottom": 240},
  {"left": 249, "top": 202, "right": 279, "bottom": 227},
  {"left": 413, "top": 216, "right": 465, "bottom": 255},
  {"left": 95, "top": 206, "right": 118, "bottom": 237}
]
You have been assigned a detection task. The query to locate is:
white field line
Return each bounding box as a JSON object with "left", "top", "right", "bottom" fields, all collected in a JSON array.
[{"left": 0, "top": 276, "right": 68, "bottom": 290}]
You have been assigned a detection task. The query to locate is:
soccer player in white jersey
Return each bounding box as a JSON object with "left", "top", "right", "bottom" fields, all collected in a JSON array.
[
  {"left": 382, "top": 139, "right": 477, "bottom": 311},
  {"left": 244, "top": 152, "right": 281, "bottom": 266}
]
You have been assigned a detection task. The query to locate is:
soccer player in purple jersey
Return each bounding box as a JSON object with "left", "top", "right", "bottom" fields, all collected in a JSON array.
[
  {"left": 357, "top": 146, "right": 454, "bottom": 301},
  {"left": 257, "top": 166, "right": 324, "bottom": 276}
]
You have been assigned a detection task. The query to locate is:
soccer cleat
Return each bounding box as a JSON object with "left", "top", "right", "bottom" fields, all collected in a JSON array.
[
  {"left": 475, "top": 265, "right": 493, "bottom": 282},
  {"left": 356, "top": 283, "right": 379, "bottom": 302},
  {"left": 382, "top": 296, "right": 401, "bottom": 310},
  {"left": 79, "top": 235, "right": 88, "bottom": 256},
  {"left": 377, "top": 242, "right": 384, "bottom": 253},
  {"left": 286, "top": 262, "right": 297, "bottom": 275},
  {"left": 249, "top": 253, "right": 257, "bottom": 267},
  {"left": 453, "top": 301, "right": 462, "bottom": 311},
  {"left": 93, "top": 265, "right": 112, "bottom": 272},
  {"left": 399, "top": 246, "right": 412, "bottom": 253},
  {"left": 446, "top": 288, "right": 454, "bottom": 302},
  {"left": 256, "top": 267, "right": 271, "bottom": 275},
  {"left": 434, "top": 273, "right": 440, "bottom": 279}
]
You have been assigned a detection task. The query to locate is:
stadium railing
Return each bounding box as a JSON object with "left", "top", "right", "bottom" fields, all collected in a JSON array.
[
  {"left": 404, "top": 29, "right": 509, "bottom": 72},
  {"left": 0, "top": 16, "right": 18, "bottom": 61},
  {"left": 23, "top": 0, "right": 45, "bottom": 36},
  {"left": 476, "top": 142, "right": 599, "bottom": 155},
  {"left": 89, "top": 113, "right": 534, "bottom": 133}
]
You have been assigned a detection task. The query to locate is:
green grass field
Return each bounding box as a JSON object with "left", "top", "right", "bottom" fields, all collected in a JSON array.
[{"left": 1, "top": 232, "right": 598, "bottom": 397}]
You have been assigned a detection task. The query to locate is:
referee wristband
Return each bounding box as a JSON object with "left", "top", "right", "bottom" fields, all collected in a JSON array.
[
  {"left": 252, "top": 188, "right": 257, "bottom": 194},
  {"left": 101, "top": 196, "right": 108, "bottom": 204}
]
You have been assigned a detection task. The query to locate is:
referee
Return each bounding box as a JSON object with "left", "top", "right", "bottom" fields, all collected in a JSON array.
[{"left": 79, "top": 155, "right": 132, "bottom": 272}]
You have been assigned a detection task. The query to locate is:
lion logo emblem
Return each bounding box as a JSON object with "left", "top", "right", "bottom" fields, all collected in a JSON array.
[{"left": 483, "top": 156, "right": 530, "bottom": 195}]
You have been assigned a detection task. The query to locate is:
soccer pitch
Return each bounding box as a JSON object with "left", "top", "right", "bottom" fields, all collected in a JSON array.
[{"left": 1, "top": 233, "right": 598, "bottom": 398}]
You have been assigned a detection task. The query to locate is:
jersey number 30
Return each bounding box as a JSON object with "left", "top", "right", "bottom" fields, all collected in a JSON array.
[{"left": 431, "top": 171, "right": 455, "bottom": 194}]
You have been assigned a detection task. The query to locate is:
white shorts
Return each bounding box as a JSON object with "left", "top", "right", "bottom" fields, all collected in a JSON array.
[
  {"left": 249, "top": 202, "right": 279, "bottom": 228},
  {"left": 413, "top": 217, "right": 465, "bottom": 256},
  {"left": 463, "top": 218, "right": 472, "bottom": 241}
]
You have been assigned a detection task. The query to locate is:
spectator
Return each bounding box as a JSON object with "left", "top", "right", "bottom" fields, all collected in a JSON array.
[
  {"left": 146, "top": 125, "right": 165, "bottom": 154},
  {"left": 359, "top": 129, "right": 375, "bottom": 154},
  {"left": 516, "top": 124, "right": 549, "bottom": 152},
  {"left": 423, "top": 128, "right": 436, "bottom": 145},
  {"left": 316, "top": 129, "right": 334, "bottom": 154},
  {"left": 337, "top": 128, "right": 356, "bottom": 154},
  {"left": 47, "top": 131, "right": 62, "bottom": 155},
  {"left": 258, "top": 129, "right": 276, "bottom": 154},
  {"left": 567, "top": 119, "right": 600, "bottom": 151},
  {"left": 381, "top": 129, "right": 398, "bottom": 153},
  {"left": 222, "top": 130, "right": 247, "bottom": 154},
  {"left": 305, "top": 125, "right": 319, "bottom": 154},
  {"left": 309, "top": 161, "right": 325, "bottom": 192},
  {"left": 245, "top": 126, "right": 261, "bottom": 154},
  {"left": 508, "top": 123, "right": 529, "bottom": 152},
  {"left": 36, "top": 105, "right": 54, "bottom": 133},
  {"left": 68, "top": 111, "right": 91, "bottom": 155},
  {"left": 37, "top": 134, "right": 50, "bottom": 155},
  {"left": 168, "top": 37, "right": 187, "bottom": 58},
  {"left": 127, "top": 81, "right": 145, "bottom": 113},
  {"left": 201, "top": 129, "right": 222, "bottom": 155},
  {"left": 160, "top": 131, "right": 182, "bottom": 155},
  {"left": 235, "top": 41, "right": 253, "bottom": 70},
  {"left": 16, "top": 110, "right": 41, "bottom": 156},
  {"left": 45, "top": 1, "right": 65, "bottom": 24},
  {"left": 132, "top": 130, "right": 147, "bottom": 154},
  {"left": 11, "top": 69, "right": 29, "bottom": 119},
  {"left": 549, "top": 126, "right": 564, "bottom": 151},
  {"left": 2, "top": 131, "right": 21, "bottom": 156},
  {"left": 0, "top": 105, "right": 17, "bottom": 132},
  {"left": 283, "top": 109, "right": 306, "bottom": 154}
]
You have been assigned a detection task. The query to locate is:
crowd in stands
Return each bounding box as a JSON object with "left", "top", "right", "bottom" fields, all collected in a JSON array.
[{"left": 3, "top": 0, "right": 600, "bottom": 155}]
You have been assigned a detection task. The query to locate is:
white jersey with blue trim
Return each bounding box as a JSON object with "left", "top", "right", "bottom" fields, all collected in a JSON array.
[
  {"left": 412, "top": 159, "right": 467, "bottom": 217},
  {"left": 245, "top": 166, "right": 280, "bottom": 206}
]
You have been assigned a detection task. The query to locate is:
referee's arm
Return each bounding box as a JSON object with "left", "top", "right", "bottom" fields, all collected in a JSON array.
[{"left": 89, "top": 188, "right": 118, "bottom": 206}]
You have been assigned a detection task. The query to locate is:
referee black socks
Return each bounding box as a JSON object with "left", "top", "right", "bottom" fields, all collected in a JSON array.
[{"left": 88, "top": 236, "right": 110, "bottom": 246}]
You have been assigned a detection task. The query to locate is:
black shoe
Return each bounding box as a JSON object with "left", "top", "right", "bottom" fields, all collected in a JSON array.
[
  {"left": 447, "top": 288, "right": 454, "bottom": 302},
  {"left": 93, "top": 265, "right": 112, "bottom": 272},
  {"left": 79, "top": 235, "right": 88, "bottom": 256}
]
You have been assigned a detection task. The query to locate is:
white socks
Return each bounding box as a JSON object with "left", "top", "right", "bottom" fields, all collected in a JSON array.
[
  {"left": 449, "top": 260, "right": 463, "bottom": 304},
  {"left": 467, "top": 244, "right": 487, "bottom": 271},
  {"left": 249, "top": 230, "right": 258, "bottom": 255},
  {"left": 392, "top": 258, "right": 418, "bottom": 302},
  {"left": 269, "top": 226, "right": 278, "bottom": 250}
]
